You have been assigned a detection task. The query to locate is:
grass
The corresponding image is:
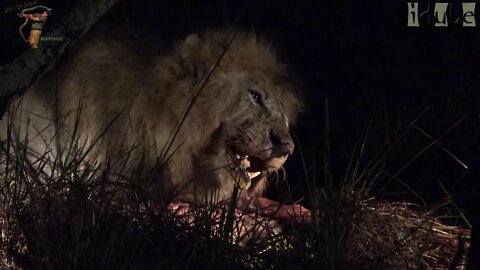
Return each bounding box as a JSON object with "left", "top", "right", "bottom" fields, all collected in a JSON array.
[{"left": 0, "top": 102, "right": 471, "bottom": 270}]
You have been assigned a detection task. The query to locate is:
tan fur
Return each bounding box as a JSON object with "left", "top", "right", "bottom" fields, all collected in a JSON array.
[{"left": 0, "top": 29, "right": 302, "bottom": 205}]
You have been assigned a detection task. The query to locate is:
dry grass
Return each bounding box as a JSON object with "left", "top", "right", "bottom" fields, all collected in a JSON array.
[
  {"left": 345, "top": 200, "right": 470, "bottom": 269},
  {"left": 0, "top": 156, "right": 470, "bottom": 270}
]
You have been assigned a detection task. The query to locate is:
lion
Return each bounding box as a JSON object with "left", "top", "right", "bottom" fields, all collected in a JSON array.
[{"left": 0, "top": 28, "right": 305, "bottom": 216}]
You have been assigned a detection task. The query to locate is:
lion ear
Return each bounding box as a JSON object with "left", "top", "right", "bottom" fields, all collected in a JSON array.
[{"left": 185, "top": 34, "right": 200, "bottom": 46}]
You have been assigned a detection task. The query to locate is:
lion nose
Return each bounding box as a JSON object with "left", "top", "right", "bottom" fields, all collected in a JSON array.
[{"left": 270, "top": 130, "right": 295, "bottom": 156}]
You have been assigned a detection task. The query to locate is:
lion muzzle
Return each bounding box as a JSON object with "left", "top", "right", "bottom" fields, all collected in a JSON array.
[{"left": 269, "top": 129, "right": 295, "bottom": 157}]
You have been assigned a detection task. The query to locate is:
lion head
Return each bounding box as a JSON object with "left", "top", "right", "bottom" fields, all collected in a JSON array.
[{"left": 156, "top": 30, "right": 303, "bottom": 205}]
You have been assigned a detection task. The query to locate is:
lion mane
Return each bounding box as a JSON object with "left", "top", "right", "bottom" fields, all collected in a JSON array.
[{"left": 1, "top": 29, "right": 303, "bottom": 207}]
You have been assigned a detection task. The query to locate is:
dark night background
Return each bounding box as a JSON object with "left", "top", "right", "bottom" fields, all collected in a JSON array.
[{"left": 1, "top": 0, "right": 479, "bottom": 262}]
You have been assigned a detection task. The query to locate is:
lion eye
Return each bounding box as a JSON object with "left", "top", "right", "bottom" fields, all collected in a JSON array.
[{"left": 248, "top": 89, "right": 263, "bottom": 104}]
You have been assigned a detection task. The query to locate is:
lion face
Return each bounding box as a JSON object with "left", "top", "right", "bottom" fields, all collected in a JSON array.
[
  {"left": 203, "top": 70, "right": 298, "bottom": 195},
  {"left": 165, "top": 31, "right": 303, "bottom": 204},
  {"left": 222, "top": 73, "right": 295, "bottom": 163}
]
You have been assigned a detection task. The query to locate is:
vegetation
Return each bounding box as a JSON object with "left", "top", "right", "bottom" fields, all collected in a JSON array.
[{"left": 0, "top": 108, "right": 470, "bottom": 270}]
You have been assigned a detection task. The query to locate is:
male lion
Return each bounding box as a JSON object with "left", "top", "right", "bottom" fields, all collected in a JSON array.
[{"left": 0, "top": 28, "right": 306, "bottom": 218}]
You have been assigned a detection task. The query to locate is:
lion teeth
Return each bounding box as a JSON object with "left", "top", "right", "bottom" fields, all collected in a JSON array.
[
  {"left": 248, "top": 171, "right": 261, "bottom": 179},
  {"left": 243, "top": 158, "right": 251, "bottom": 169},
  {"left": 235, "top": 154, "right": 249, "bottom": 160}
]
